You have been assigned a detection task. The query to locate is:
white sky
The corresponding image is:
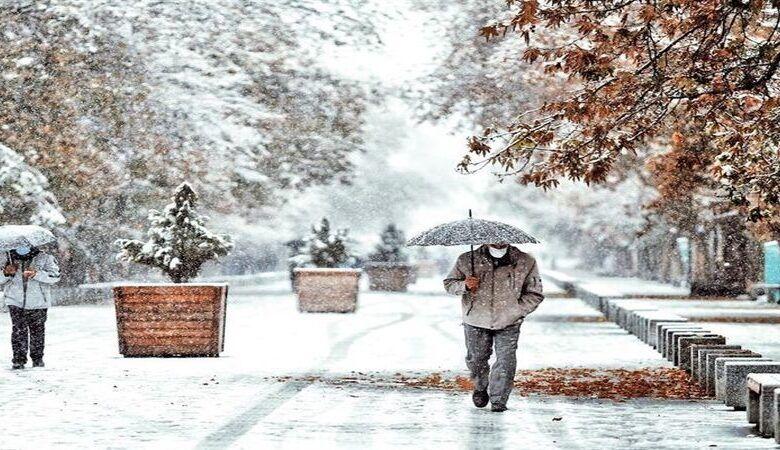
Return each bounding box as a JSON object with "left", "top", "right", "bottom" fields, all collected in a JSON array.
[{"left": 278, "top": 0, "right": 519, "bottom": 248}]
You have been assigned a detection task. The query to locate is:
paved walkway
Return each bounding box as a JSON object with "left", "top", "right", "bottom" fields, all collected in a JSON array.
[{"left": 0, "top": 278, "right": 775, "bottom": 449}]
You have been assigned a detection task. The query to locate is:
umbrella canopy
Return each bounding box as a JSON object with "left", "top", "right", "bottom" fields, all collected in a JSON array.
[
  {"left": 406, "top": 214, "right": 539, "bottom": 247},
  {"left": 0, "top": 225, "right": 56, "bottom": 252}
]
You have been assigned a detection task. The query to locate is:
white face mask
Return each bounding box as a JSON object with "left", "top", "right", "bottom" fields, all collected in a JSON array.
[{"left": 488, "top": 246, "right": 508, "bottom": 258}]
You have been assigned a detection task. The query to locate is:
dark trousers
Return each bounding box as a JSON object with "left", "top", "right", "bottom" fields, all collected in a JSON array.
[
  {"left": 9, "top": 306, "right": 47, "bottom": 365},
  {"left": 464, "top": 323, "right": 522, "bottom": 406}
]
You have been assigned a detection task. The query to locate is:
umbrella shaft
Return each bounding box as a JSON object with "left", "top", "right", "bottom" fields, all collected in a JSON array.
[{"left": 470, "top": 244, "right": 475, "bottom": 275}]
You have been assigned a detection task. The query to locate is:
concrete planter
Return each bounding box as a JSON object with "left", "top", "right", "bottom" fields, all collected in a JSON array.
[
  {"left": 294, "top": 268, "right": 361, "bottom": 313},
  {"left": 364, "top": 263, "right": 413, "bottom": 292},
  {"left": 113, "top": 283, "right": 228, "bottom": 357}
]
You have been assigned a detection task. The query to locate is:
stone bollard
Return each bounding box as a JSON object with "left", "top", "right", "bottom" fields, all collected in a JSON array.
[
  {"left": 605, "top": 300, "right": 654, "bottom": 330},
  {"left": 692, "top": 346, "right": 743, "bottom": 381},
  {"left": 626, "top": 308, "right": 659, "bottom": 335},
  {"left": 667, "top": 331, "right": 716, "bottom": 363},
  {"left": 774, "top": 388, "right": 780, "bottom": 444},
  {"left": 658, "top": 326, "right": 705, "bottom": 356},
  {"left": 710, "top": 356, "right": 768, "bottom": 397},
  {"left": 746, "top": 374, "right": 780, "bottom": 437},
  {"left": 604, "top": 300, "right": 616, "bottom": 321},
  {"left": 605, "top": 300, "right": 625, "bottom": 322},
  {"left": 636, "top": 312, "right": 685, "bottom": 343},
  {"left": 659, "top": 326, "right": 705, "bottom": 356},
  {"left": 720, "top": 361, "right": 780, "bottom": 409},
  {"left": 644, "top": 316, "right": 688, "bottom": 347},
  {"left": 677, "top": 336, "right": 726, "bottom": 370},
  {"left": 618, "top": 304, "right": 654, "bottom": 329}
]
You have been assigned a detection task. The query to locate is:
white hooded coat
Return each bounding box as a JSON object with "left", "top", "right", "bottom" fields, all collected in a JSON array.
[{"left": 1, "top": 252, "right": 60, "bottom": 309}]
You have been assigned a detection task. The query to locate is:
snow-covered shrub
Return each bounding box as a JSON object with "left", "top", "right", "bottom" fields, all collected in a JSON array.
[
  {"left": 116, "top": 183, "right": 233, "bottom": 283},
  {"left": 368, "top": 224, "right": 408, "bottom": 264},
  {"left": 290, "top": 218, "right": 356, "bottom": 269}
]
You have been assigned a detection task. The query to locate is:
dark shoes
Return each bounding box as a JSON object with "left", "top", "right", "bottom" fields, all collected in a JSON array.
[
  {"left": 472, "top": 390, "right": 508, "bottom": 412},
  {"left": 491, "top": 403, "right": 507, "bottom": 412},
  {"left": 472, "top": 390, "right": 489, "bottom": 408},
  {"left": 11, "top": 360, "right": 43, "bottom": 369}
]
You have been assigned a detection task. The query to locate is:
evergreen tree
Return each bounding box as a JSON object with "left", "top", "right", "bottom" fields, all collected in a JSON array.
[
  {"left": 116, "top": 183, "right": 233, "bottom": 283},
  {"left": 368, "top": 224, "right": 408, "bottom": 263},
  {"left": 290, "top": 218, "right": 355, "bottom": 269}
]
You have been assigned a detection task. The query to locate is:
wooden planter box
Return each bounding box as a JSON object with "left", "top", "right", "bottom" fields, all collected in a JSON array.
[
  {"left": 294, "top": 268, "right": 361, "bottom": 313},
  {"left": 113, "top": 283, "right": 228, "bottom": 357},
  {"left": 365, "top": 263, "right": 414, "bottom": 292}
]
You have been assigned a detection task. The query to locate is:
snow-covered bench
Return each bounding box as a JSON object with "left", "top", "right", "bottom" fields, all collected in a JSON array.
[
  {"left": 746, "top": 374, "right": 780, "bottom": 437},
  {"left": 718, "top": 361, "right": 780, "bottom": 409}
]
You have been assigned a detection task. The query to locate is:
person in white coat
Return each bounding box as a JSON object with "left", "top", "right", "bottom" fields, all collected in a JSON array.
[{"left": 2, "top": 245, "right": 60, "bottom": 369}]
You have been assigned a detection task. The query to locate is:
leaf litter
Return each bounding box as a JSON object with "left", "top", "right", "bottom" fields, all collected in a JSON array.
[{"left": 264, "top": 367, "right": 709, "bottom": 400}]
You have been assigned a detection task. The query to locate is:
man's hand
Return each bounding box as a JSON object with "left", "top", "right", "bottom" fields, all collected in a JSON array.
[
  {"left": 3, "top": 265, "right": 17, "bottom": 277},
  {"left": 23, "top": 268, "right": 37, "bottom": 280},
  {"left": 465, "top": 276, "right": 480, "bottom": 292}
]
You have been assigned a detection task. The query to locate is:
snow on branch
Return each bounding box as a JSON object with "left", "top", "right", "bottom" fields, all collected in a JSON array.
[
  {"left": 116, "top": 182, "right": 233, "bottom": 283},
  {"left": 0, "top": 142, "right": 65, "bottom": 227}
]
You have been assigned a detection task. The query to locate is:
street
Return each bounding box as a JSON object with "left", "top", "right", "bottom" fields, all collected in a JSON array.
[{"left": 0, "top": 278, "right": 776, "bottom": 449}]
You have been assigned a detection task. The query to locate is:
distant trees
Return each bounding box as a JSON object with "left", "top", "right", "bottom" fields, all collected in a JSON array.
[
  {"left": 0, "top": 143, "right": 64, "bottom": 227},
  {"left": 0, "top": 4, "right": 179, "bottom": 280},
  {"left": 425, "top": 0, "right": 780, "bottom": 242},
  {"left": 0, "top": 1, "right": 380, "bottom": 281},
  {"left": 418, "top": 0, "right": 779, "bottom": 292}
]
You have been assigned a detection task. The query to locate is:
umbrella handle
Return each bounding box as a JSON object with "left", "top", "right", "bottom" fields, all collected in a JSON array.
[
  {"left": 468, "top": 210, "right": 475, "bottom": 275},
  {"left": 466, "top": 244, "right": 476, "bottom": 315},
  {"left": 470, "top": 244, "right": 475, "bottom": 275}
]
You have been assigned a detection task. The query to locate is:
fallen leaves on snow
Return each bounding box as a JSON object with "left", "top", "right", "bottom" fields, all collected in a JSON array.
[{"left": 264, "top": 367, "right": 709, "bottom": 400}]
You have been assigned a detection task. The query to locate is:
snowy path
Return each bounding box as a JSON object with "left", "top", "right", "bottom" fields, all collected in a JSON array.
[{"left": 0, "top": 279, "right": 775, "bottom": 449}]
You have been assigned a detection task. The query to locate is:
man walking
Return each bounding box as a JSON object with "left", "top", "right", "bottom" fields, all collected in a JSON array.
[
  {"left": 2, "top": 245, "right": 60, "bottom": 369},
  {"left": 444, "top": 243, "right": 544, "bottom": 412}
]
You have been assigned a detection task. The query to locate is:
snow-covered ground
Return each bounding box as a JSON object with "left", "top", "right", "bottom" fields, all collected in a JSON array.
[
  {"left": 546, "top": 270, "right": 691, "bottom": 298},
  {"left": 0, "top": 278, "right": 776, "bottom": 448}
]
